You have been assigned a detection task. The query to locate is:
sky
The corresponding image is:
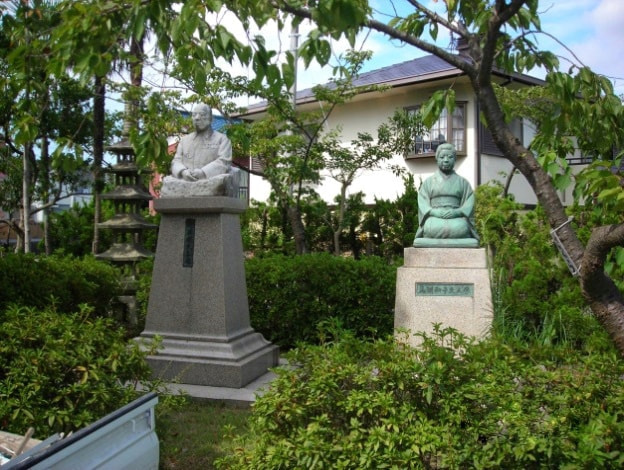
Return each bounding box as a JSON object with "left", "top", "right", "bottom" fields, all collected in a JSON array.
[
  {"left": 296, "top": 0, "right": 624, "bottom": 95},
  {"left": 138, "top": 0, "right": 624, "bottom": 111}
]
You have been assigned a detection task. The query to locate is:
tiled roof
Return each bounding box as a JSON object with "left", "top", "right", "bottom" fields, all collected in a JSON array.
[
  {"left": 240, "top": 54, "right": 543, "bottom": 116},
  {"left": 244, "top": 54, "right": 460, "bottom": 113},
  {"left": 348, "top": 54, "right": 456, "bottom": 87}
]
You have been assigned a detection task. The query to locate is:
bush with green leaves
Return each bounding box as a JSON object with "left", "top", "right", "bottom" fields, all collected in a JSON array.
[
  {"left": 40, "top": 201, "right": 109, "bottom": 257},
  {"left": 217, "top": 325, "right": 624, "bottom": 469},
  {"left": 246, "top": 253, "right": 397, "bottom": 349},
  {"left": 240, "top": 175, "right": 418, "bottom": 258},
  {"left": 475, "top": 183, "right": 592, "bottom": 345},
  {"left": 0, "top": 253, "right": 121, "bottom": 318},
  {"left": 361, "top": 173, "right": 419, "bottom": 259},
  {"left": 0, "top": 305, "right": 157, "bottom": 436}
]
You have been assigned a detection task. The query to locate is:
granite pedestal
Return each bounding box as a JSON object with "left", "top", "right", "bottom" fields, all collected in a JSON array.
[
  {"left": 138, "top": 197, "right": 279, "bottom": 388},
  {"left": 394, "top": 247, "right": 493, "bottom": 347}
]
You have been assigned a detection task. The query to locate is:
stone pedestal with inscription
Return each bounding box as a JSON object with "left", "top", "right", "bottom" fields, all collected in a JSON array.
[
  {"left": 394, "top": 247, "right": 492, "bottom": 347},
  {"left": 138, "top": 197, "right": 279, "bottom": 388}
]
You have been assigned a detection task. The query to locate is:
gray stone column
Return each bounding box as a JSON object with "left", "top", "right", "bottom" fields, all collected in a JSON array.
[
  {"left": 394, "top": 247, "right": 493, "bottom": 347},
  {"left": 139, "top": 197, "right": 278, "bottom": 388}
]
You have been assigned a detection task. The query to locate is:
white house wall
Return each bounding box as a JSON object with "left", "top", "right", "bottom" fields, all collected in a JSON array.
[
  {"left": 246, "top": 76, "right": 579, "bottom": 207},
  {"left": 479, "top": 118, "right": 537, "bottom": 205},
  {"left": 281, "top": 82, "right": 480, "bottom": 205},
  {"left": 479, "top": 118, "right": 582, "bottom": 206},
  {"left": 249, "top": 173, "right": 272, "bottom": 203},
  {"left": 480, "top": 155, "right": 539, "bottom": 205},
  {"left": 32, "top": 193, "right": 92, "bottom": 223}
]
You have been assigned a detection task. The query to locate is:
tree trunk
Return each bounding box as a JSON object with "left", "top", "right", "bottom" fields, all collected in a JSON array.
[
  {"left": 92, "top": 75, "right": 105, "bottom": 254},
  {"left": 476, "top": 79, "right": 624, "bottom": 354},
  {"left": 287, "top": 205, "right": 308, "bottom": 254},
  {"left": 580, "top": 224, "right": 624, "bottom": 351},
  {"left": 21, "top": 143, "right": 32, "bottom": 253},
  {"left": 123, "top": 36, "right": 144, "bottom": 137},
  {"left": 41, "top": 135, "right": 51, "bottom": 255},
  {"left": 333, "top": 183, "right": 348, "bottom": 256},
  {"left": 14, "top": 218, "right": 24, "bottom": 253},
  {"left": 332, "top": 230, "right": 341, "bottom": 256}
]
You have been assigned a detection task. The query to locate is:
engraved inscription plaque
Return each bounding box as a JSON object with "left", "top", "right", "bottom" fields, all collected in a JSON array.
[
  {"left": 415, "top": 282, "right": 474, "bottom": 297},
  {"left": 183, "top": 218, "right": 195, "bottom": 267}
]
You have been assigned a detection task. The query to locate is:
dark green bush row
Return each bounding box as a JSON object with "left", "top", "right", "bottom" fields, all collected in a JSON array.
[
  {"left": 245, "top": 253, "right": 397, "bottom": 349},
  {"left": 0, "top": 253, "right": 120, "bottom": 317},
  {"left": 0, "top": 305, "right": 155, "bottom": 436},
  {"left": 241, "top": 174, "right": 419, "bottom": 258},
  {"left": 218, "top": 325, "right": 624, "bottom": 469}
]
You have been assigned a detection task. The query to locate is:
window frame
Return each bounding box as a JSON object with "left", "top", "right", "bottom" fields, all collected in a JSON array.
[
  {"left": 480, "top": 117, "right": 524, "bottom": 157},
  {"left": 404, "top": 101, "right": 468, "bottom": 159}
]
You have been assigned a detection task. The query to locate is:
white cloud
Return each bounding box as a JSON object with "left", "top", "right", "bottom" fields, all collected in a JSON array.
[
  {"left": 539, "top": 0, "right": 624, "bottom": 93},
  {"left": 583, "top": 0, "right": 624, "bottom": 73}
]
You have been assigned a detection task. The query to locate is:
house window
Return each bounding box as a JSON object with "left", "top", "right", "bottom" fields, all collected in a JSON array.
[
  {"left": 480, "top": 118, "right": 523, "bottom": 157},
  {"left": 567, "top": 146, "right": 622, "bottom": 165},
  {"left": 566, "top": 154, "right": 593, "bottom": 165},
  {"left": 406, "top": 102, "right": 467, "bottom": 157},
  {"left": 238, "top": 168, "right": 249, "bottom": 201},
  {"left": 233, "top": 157, "right": 252, "bottom": 201}
]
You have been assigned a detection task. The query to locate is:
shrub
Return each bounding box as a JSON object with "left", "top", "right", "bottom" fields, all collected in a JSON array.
[
  {"left": 246, "top": 253, "right": 397, "bottom": 348},
  {"left": 241, "top": 175, "right": 418, "bottom": 258},
  {"left": 0, "top": 253, "right": 120, "bottom": 318},
  {"left": 361, "top": 174, "right": 419, "bottom": 259},
  {"left": 475, "top": 184, "right": 591, "bottom": 345},
  {"left": 42, "top": 202, "right": 109, "bottom": 257},
  {"left": 217, "top": 326, "right": 624, "bottom": 469},
  {"left": 0, "top": 305, "right": 156, "bottom": 436},
  {"left": 135, "top": 257, "right": 155, "bottom": 331}
]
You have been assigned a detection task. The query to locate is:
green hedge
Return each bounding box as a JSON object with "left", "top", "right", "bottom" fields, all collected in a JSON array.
[
  {"left": 0, "top": 305, "right": 154, "bottom": 436},
  {"left": 0, "top": 254, "right": 120, "bottom": 318},
  {"left": 218, "top": 326, "right": 624, "bottom": 469},
  {"left": 246, "top": 254, "right": 397, "bottom": 349}
]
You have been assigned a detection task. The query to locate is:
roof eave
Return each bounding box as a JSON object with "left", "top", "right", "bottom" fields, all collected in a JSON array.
[
  {"left": 235, "top": 66, "right": 544, "bottom": 118},
  {"left": 236, "top": 67, "right": 466, "bottom": 118},
  {"left": 492, "top": 68, "right": 546, "bottom": 86}
]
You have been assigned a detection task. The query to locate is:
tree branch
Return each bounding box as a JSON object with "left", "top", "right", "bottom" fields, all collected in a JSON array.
[
  {"left": 1, "top": 133, "right": 24, "bottom": 156},
  {"left": 271, "top": 0, "right": 475, "bottom": 76},
  {"left": 367, "top": 18, "right": 474, "bottom": 75},
  {"left": 481, "top": 0, "right": 527, "bottom": 79},
  {"left": 580, "top": 223, "right": 624, "bottom": 352},
  {"left": 404, "top": 0, "right": 467, "bottom": 36},
  {"left": 583, "top": 224, "right": 624, "bottom": 272},
  {"left": 29, "top": 186, "right": 79, "bottom": 217}
]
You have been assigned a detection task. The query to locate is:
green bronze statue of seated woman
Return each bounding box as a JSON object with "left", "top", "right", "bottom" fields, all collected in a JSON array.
[{"left": 413, "top": 143, "right": 479, "bottom": 247}]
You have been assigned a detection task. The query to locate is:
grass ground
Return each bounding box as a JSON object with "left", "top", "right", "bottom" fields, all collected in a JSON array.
[{"left": 157, "top": 400, "right": 251, "bottom": 470}]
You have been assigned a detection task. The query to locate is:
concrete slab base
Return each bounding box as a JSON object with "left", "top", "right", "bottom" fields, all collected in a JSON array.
[
  {"left": 394, "top": 247, "right": 493, "bottom": 347},
  {"left": 153, "top": 359, "right": 288, "bottom": 406},
  {"left": 139, "top": 330, "right": 279, "bottom": 389},
  {"left": 139, "top": 197, "right": 278, "bottom": 388}
]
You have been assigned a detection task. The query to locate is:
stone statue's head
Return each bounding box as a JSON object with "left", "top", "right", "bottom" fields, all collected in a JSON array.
[
  {"left": 192, "top": 104, "right": 213, "bottom": 132},
  {"left": 435, "top": 143, "right": 456, "bottom": 173}
]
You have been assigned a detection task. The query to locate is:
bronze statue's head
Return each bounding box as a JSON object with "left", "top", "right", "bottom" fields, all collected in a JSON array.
[{"left": 435, "top": 143, "right": 456, "bottom": 173}]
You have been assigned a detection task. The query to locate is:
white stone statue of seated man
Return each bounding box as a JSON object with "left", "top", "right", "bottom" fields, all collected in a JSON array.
[
  {"left": 413, "top": 143, "right": 479, "bottom": 247},
  {"left": 160, "top": 103, "right": 239, "bottom": 198}
]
